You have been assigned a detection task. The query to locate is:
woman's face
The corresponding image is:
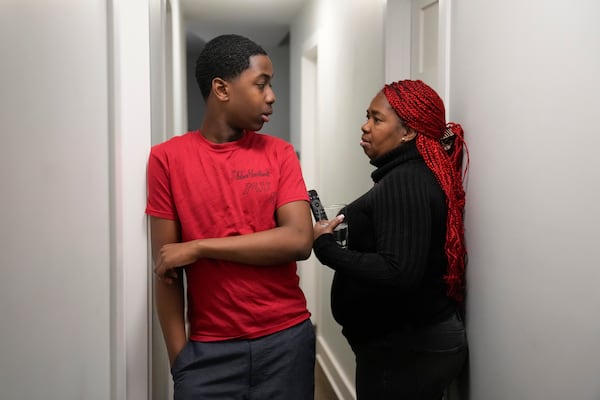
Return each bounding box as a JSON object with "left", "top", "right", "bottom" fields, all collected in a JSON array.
[{"left": 360, "top": 92, "right": 412, "bottom": 159}]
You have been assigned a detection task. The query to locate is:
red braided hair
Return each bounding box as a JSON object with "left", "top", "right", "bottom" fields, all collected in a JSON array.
[{"left": 382, "top": 80, "right": 469, "bottom": 302}]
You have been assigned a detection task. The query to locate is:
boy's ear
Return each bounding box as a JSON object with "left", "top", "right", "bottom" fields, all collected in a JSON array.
[{"left": 211, "top": 77, "right": 229, "bottom": 101}]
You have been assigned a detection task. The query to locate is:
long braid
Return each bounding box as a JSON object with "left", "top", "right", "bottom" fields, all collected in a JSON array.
[{"left": 383, "top": 80, "right": 468, "bottom": 302}]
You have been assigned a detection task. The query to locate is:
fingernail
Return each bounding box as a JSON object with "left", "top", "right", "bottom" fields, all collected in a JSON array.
[{"left": 337, "top": 214, "right": 345, "bottom": 220}]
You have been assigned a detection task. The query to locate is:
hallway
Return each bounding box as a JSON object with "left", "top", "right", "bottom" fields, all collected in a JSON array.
[{"left": 4, "top": 1, "right": 600, "bottom": 399}]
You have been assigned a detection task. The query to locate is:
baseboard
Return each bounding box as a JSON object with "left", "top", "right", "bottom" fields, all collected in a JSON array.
[{"left": 316, "top": 335, "right": 356, "bottom": 400}]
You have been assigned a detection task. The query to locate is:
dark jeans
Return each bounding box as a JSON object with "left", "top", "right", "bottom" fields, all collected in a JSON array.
[
  {"left": 351, "top": 312, "right": 468, "bottom": 400},
  {"left": 171, "top": 319, "right": 316, "bottom": 400}
]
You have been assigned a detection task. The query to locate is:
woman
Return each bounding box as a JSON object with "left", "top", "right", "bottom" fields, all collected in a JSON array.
[{"left": 313, "top": 80, "right": 468, "bottom": 399}]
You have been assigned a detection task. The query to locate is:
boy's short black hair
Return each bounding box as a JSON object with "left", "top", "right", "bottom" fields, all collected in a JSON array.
[{"left": 195, "top": 34, "right": 267, "bottom": 100}]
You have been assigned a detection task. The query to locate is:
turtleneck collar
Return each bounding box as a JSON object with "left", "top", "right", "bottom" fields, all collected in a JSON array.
[{"left": 370, "top": 140, "right": 422, "bottom": 183}]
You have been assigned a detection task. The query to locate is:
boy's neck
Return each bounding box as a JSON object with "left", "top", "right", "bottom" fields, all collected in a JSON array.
[{"left": 200, "top": 121, "right": 245, "bottom": 144}]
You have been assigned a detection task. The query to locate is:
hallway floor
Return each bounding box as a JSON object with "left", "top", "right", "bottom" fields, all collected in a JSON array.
[{"left": 315, "top": 361, "right": 338, "bottom": 400}]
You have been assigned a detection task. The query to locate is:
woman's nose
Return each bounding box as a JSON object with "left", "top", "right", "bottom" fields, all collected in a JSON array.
[{"left": 361, "top": 121, "right": 369, "bottom": 133}]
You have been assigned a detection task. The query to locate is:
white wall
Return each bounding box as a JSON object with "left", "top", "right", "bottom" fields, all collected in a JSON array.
[
  {"left": 451, "top": 1, "right": 600, "bottom": 399},
  {"left": 149, "top": 2, "right": 174, "bottom": 398},
  {"left": 170, "top": 0, "right": 188, "bottom": 139},
  {"left": 150, "top": 2, "right": 188, "bottom": 399},
  {"left": 185, "top": 31, "right": 206, "bottom": 131},
  {"left": 262, "top": 44, "right": 291, "bottom": 142},
  {"left": 293, "top": 1, "right": 600, "bottom": 399},
  {"left": 0, "top": 2, "right": 112, "bottom": 399},
  {"left": 110, "top": 2, "right": 153, "bottom": 399},
  {"left": 291, "top": 1, "right": 386, "bottom": 398},
  {"left": 0, "top": 1, "right": 152, "bottom": 399},
  {"left": 385, "top": 0, "right": 412, "bottom": 82}
]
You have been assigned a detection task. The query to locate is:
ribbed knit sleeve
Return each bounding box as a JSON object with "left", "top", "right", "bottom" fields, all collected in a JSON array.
[{"left": 313, "top": 143, "right": 447, "bottom": 293}]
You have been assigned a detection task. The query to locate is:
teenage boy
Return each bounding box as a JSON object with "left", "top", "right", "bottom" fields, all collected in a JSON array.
[{"left": 146, "top": 34, "right": 315, "bottom": 399}]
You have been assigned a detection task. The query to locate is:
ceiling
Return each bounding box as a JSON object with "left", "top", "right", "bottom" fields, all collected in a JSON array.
[{"left": 180, "top": 0, "right": 306, "bottom": 47}]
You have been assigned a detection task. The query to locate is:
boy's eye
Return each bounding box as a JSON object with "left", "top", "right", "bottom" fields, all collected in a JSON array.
[{"left": 257, "top": 82, "right": 272, "bottom": 90}]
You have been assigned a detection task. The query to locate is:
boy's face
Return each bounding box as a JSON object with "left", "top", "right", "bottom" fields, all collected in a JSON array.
[{"left": 225, "top": 55, "right": 276, "bottom": 132}]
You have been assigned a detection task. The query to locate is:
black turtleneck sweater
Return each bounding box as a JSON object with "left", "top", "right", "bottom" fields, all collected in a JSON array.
[{"left": 313, "top": 140, "right": 456, "bottom": 345}]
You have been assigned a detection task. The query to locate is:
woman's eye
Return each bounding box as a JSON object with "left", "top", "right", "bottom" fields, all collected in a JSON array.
[{"left": 366, "top": 114, "right": 380, "bottom": 123}]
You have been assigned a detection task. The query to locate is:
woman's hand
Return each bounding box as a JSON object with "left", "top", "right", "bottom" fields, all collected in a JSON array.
[
  {"left": 154, "top": 241, "right": 199, "bottom": 284},
  {"left": 312, "top": 214, "right": 345, "bottom": 241}
]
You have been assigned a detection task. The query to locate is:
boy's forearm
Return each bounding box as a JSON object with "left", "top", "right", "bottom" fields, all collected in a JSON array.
[
  {"left": 192, "top": 200, "right": 313, "bottom": 265},
  {"left": 155, "top": 276, "right": 187, "bottom": 365},
  {"left": 193, "top": 224, "right": 312, "bottom": 266}
]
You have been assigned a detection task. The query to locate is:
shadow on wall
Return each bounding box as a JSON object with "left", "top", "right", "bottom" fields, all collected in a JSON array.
[{"left": 186, "top": 31, "right": 206, "bottom": 131}]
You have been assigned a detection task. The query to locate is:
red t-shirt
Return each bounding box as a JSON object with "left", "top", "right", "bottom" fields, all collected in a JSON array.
[{"left": 146, "top": 130, "right": 310, "bottom": 341}]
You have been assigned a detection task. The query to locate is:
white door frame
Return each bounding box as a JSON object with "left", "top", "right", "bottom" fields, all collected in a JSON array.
[
  {"left": 385, "top": 0, "right": 452, "bottom": 108},
  {"left": 107, "top": 0, "right": 152, "bottom": 399}
]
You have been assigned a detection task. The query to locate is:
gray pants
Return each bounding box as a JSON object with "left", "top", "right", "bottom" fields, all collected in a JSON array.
[{"left": 171, "top": 319, "right": 316, "bottom": 400}]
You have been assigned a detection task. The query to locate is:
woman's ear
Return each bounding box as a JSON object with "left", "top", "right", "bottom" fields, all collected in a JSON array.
[
  {"left": 403, "top": 128, "right": 418, "bottom": 142},
  {"left": 211, "top": 77, "right": 229, "bottom": 101}
]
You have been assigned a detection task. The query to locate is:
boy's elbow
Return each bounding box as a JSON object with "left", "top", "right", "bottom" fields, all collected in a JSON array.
[
  {"left": 296, "top": 245, "right": 313, "bottom": 261},
  {"left": 294, "top": 232, "right": 313, "bottom": 260}
]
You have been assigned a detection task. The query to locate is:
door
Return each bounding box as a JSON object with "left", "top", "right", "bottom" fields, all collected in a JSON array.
[{"left": 411, "top": 0, "right": 440, "bottom": 92}]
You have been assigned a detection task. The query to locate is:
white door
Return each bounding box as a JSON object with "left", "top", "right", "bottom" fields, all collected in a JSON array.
[
  {"left": 411, "top": 0, "right": 440, "bottom": 92},
  {"left": 411, "top": 0, "right": 453, "bottom": 105},
  {"left": 385, "top": 0, "right": 450, "bottom": 103}
]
